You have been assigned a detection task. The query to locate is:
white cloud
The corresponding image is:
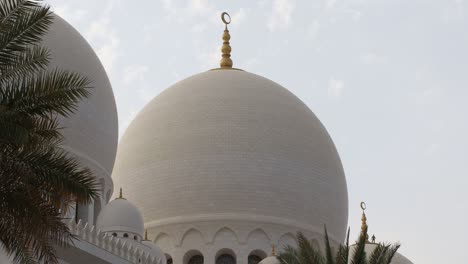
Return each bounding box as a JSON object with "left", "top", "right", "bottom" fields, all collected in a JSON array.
[
  {"left": 360, "top": 52, "right": 388, "bottom": 65},
  {"left": 267, "top": 0, "right": 295, "bottom": 31},
  {"left": 328, "top": 78, "right": 344, "bottom": 97},
  {"left": 424, "top": 143, "right": 440, "bottom": 156},
  {"left": 123, "top": 65, "right": 149, "bottom": 84},
  {"left": 199, "top": 44, "right": 221, "bottom": 70},
  {"left": 325, "top": 0, "right": 337, "bottom": 9},
  {"left": 307, "top": 19, "right": 320, "bottom": 39},
  {"left": 414, "top": 88, "right": 442, "bottom": 105},
  {"left": 119, "top": 109, "right": 138, "bottom": 137},
  {"left": 344, "top": 8, "right": 362, "bottom": 21},
  {"left": 231, "top": 8, "right": 247, "bottom": 28},
  {"left": 85, "top": 1, "right": 121, "bottom": 75},
  {"left": 53, "top": 5, "right": 87, "bottom": 24},
  {"left": 189, "top": 0, "right": 214, "bottom": 16}
]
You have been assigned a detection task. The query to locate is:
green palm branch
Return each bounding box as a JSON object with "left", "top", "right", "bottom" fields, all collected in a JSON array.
[
  {"left": 278, "top": 226, "right": 401, "bottom": 264},
  {"left": 0, "top": 0, "right": 99, "bottom": 263}
]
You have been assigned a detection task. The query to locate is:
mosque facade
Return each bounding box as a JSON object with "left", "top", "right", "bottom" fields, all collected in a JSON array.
[{"left": 1, "top": 12, "right": 413, "bottom": 264}]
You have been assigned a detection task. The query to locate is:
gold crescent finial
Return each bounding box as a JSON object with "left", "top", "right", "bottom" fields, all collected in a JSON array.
[
  {"left": 221, "top": 12, "right": 231, "bottom": 26},
  {"left": 219, "top": 12, "right": 233, "bottom": 68}
]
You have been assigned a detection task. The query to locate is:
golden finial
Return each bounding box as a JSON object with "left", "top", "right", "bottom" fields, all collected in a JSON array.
[
  {"left": 271, "top": 244, "right": 276, "bottom": 256},
  {"left": 144, "top": 229, "right": 149, "bottom": 241},
  {"left": 360, "top": 202, "right": 369, "bottom": 242},
  {"left": 220, "top": 12, "right": 233, "bottom": 68},
  {"left": 117, "top": 187, "right": 126, "bottom": 199}
]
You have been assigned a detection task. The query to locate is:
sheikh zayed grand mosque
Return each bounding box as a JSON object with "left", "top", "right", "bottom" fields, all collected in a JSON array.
[{"left": 1, "top": 12, "right": 414, "bottom": 264}]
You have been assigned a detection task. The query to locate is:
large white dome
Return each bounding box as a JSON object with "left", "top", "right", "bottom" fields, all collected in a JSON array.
[
  {"left": 112, "top": 69, "right": 348, "bottom": 243},
  {"left": 43, "top": 15, "right": 118, "bottom": 198}
]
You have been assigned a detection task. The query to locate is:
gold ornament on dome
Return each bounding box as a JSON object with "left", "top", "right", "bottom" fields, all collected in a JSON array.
[{"left": 220, "top": 12, "right": 233, "bottom": 68}]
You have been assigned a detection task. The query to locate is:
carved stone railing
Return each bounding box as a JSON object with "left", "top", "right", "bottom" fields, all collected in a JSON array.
[{"left": 66, "top": 218, "right": 161, "bottom": 264}]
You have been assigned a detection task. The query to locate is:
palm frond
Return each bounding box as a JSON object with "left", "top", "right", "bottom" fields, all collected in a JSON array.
[
  {"left": 0, "top": 1, "right": 52, "bottom": 64},
  {"left": 323, "top": 226, "right": 335, "bottom": 264},
  {"left": 335, "top": 227, "right": 350, "bottom": 264},
  {"left": 1, "top": 69, "right": 91, "bottom": 118},
  {"left": 0, "top": 0, "right": 38, "bottom": 25},
  {"left": 350, "top": 226, "right": 368, "bottom": 264},
  {"left": 278, "top": 245, "right": 300, "bottom": 264},
  {"left": 297, "top": 232, "right": 324, "bottom": 264},
  {"left": 368, "top": 244, "right": 389, "bottom": 264},
  {"left": 383, "top": 243, "right": 400, "bottom": 264},
  {"left": 0, "top": 45, "right": 49, "bottom": 83},
  {"left": 0, "top": 1, "right": 95, "bottom": 263}
]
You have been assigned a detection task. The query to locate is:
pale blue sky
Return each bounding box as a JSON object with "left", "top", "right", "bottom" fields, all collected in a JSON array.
[{"left": 48, "top": 0, "right": 468, "bottom": 263}]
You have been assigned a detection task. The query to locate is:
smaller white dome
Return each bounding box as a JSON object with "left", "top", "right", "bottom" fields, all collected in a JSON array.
[
  {"left": 142, "top": 240, "right": 166, "bottom": 264},
  {"left": 96, "top": 194, "right": 144, "bottom": 237},
  {"left": 259, "top": 256, "right": 280, "bottom": 264}
]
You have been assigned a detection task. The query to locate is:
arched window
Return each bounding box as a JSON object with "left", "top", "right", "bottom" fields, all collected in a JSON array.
[
  {"left": 216, "top": 254, "right": 235, "bottom": 264},
  {"left": 188, "top": 255, "right": 204, "bottom": 264},
  {"left": 248, "top": 255, "right": 262, "bottom": 264}
]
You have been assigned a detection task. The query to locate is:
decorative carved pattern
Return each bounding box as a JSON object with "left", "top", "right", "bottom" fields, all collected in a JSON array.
[{"left": 65, "top": 218, "right": 161, "bottom": 264}]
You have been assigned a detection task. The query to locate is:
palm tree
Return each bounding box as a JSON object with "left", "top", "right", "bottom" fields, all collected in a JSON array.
[
  {"left": 278, "top": 226, "right": 400, "bottom": 264},
  {"left": 0, "top": 0, "right": 99, "bottom": 263}
]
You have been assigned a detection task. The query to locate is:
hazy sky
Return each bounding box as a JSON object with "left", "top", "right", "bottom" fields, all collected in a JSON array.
[{"left": 48, "top": 0, "right": 467, "bottom": 263}]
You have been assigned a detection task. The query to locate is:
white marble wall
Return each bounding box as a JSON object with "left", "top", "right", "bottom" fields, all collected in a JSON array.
[{"left": 148, "top": 218, "right": 334, "bottom": 264}]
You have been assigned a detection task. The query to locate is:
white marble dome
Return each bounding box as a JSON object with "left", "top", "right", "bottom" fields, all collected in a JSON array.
[
  {"left": 96, "top": 196, "right": 145, "bottom": 238},
  {"left": 43, "top": 15, "right": 118, "bottom": 200},
  {"left": 112, "top": 69, "right": 348, "bottom": 246},
  {"left": 259, "top": 256, "right": 280, "bottom": 264}
]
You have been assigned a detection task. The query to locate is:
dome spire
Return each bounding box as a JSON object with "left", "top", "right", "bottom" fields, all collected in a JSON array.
[
  {"left": 360, "top": 202, "right": 370, "bottom": 242},
  {"left": 219, "top": 12, "right": 233, "bottom": 68},
  {"left": 117, "top": 187, "right": 126, "bottom": 200}
]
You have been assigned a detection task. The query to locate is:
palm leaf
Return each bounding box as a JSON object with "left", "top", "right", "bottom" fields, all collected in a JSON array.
[
  {"left": 0, "top": 1, "right": 96, "bottom": 263},
  {"left": 368, "top": 244, "right": 389, "bottom": 264},
  {"left": 297, "top": 232, "right": 324, "bottom": 264},
  {"left": 0, "top": 45, "right": 49, "bottom": 83},
  {"left": 0, "top": 1, "right": 52, "bottom": 64},
  {"left": 1, "top": 69, "right": 91, "bottom": 118},
  {"left": 323, "top": 226, "right": 335, "bottom": 264},
  {"left": 336, "top": 227, "right": 350, "bottom": 264},
  {"left": 383, "top": 244, "right": 400, "bottom": 264},
  {"left": 350, "top": 226, "right": 368, "bottom": 264},
  {"left": 278, "top": 245, "right": 300, "bottom": 264}
]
